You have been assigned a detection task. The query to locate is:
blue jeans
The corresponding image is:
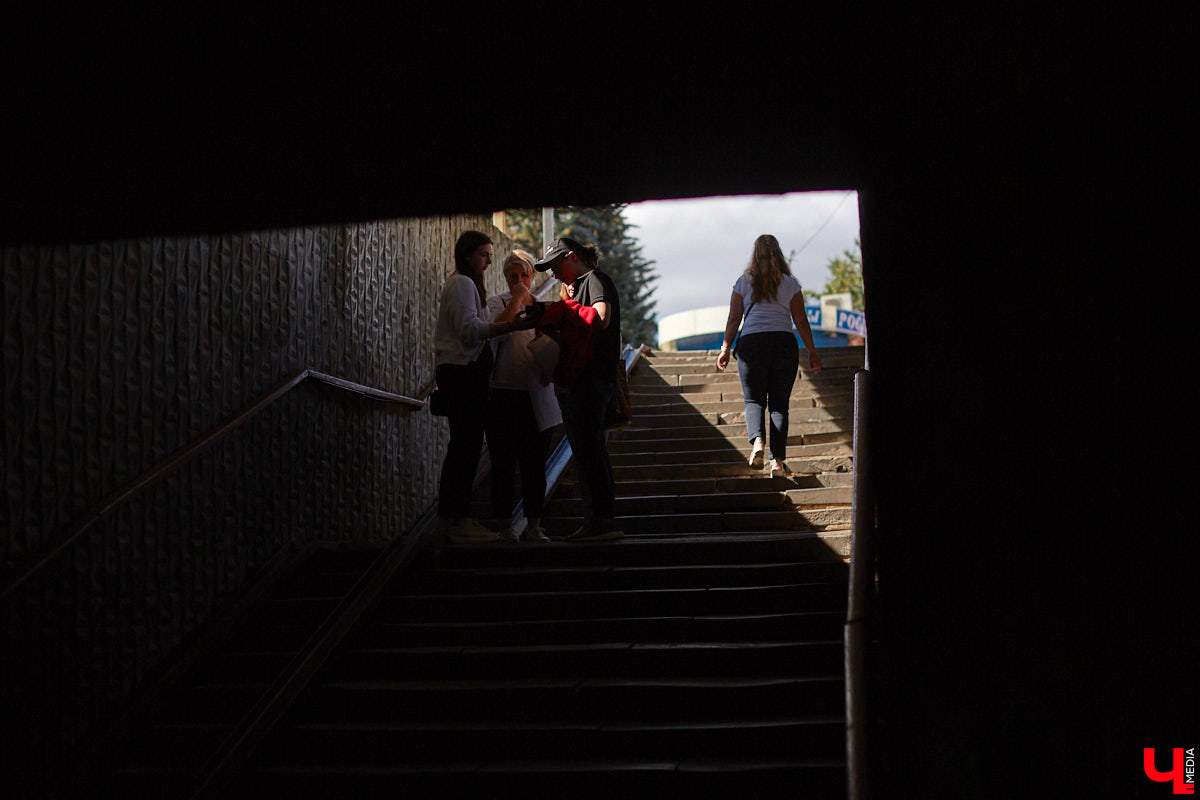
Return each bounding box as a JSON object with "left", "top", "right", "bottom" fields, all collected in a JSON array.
[
  {"left": 557, "top": 373, "right": 617, "bottom": 526},
  {"left": 735, "top": 331, "right": 800, "bottom": 461}
]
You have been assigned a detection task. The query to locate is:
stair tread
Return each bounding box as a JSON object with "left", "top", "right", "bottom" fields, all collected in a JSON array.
[
  {"left": 255, "top": 757, "right": 845, "bottom": 773},
  {"left": 319, "top": 674, "right": 843, "bottom": 690},
  {"left": 280, "top": 715, "right": 844, "bottom": 732},
  {"left": 393, "top": 581, "right": 845, "bottom": 601},
  {"left": 409, "top": 561, "right": 844, "bottom": 577},
  {"left": 342, "top": 640, "right": 841, "bottom": 655},
  {"left": 450, "top": 530, "right": 843, "bottom": 545},
  {"left": 365, "top": 611, "right": 842, "bottom": 627}
]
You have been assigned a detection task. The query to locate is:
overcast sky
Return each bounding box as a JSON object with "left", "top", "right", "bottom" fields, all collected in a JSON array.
[{"left": 623, "top": 191, "right": 861, "bottom": 321}]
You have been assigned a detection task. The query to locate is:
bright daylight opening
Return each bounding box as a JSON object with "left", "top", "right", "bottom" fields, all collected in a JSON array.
[
  {"left": 497, "top": 191, "right": 863, "bottom": 353},
  {"left": 627, "top": 191, "right": 863, "bottom": 352}
]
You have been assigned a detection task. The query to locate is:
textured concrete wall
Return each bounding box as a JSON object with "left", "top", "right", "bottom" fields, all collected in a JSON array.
[{"left": 1, "top": 213, "right": 517, "bottom": 759}]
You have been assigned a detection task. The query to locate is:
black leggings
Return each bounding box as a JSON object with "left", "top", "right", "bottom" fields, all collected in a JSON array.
[
  {"left": 485, "top": 388, "right": 553, "bottom": 521},
  {"left": 436, "top": 351, "right": 492, "bottom": 519}
]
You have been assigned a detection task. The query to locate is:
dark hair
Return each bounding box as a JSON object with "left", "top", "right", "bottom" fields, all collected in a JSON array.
[
  {"left": 560, "top": 236, "right": 601, "bottom": 270},
  {"left": 453, "top": 230, "right": 493, "bottom": 302}
]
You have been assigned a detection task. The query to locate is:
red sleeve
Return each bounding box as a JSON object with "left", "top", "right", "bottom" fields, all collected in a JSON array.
[{"left": 538, "top": 299, "right": 599, "bottom": 329}]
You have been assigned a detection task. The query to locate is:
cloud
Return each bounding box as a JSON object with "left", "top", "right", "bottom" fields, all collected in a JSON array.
[{"left": 624, "top": 191, "right": 860, "bottom": 320}]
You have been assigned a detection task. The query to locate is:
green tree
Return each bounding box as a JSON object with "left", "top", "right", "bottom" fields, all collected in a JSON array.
[
  {"left": 502, "top": 205, "right": 659, "bottom": 347},
  {"left": 801, "top": 238, "right": 864, "bottom": 310}
]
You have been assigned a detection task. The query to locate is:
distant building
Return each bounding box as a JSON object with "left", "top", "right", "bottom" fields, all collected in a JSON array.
[{"left": 657, "top": 293, "right": 865, "bottom": 351}]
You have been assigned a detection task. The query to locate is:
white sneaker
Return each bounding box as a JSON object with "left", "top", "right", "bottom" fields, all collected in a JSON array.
[
  {"left": 749, "top": 438, "right": 766, "bottom": 469},
  {"left": 769, "top": 459, "right": 792, "bottom": 478},
  {"left": 498, "top": 525, "right": 520, "bottom": 543},
  {"left": 446, "top": 518, "right": 500, "bottom": 544}
]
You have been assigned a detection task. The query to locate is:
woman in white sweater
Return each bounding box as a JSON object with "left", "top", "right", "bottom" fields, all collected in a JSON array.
[{"left": 433, "top": 231, "right": 533, "bottom": 543}]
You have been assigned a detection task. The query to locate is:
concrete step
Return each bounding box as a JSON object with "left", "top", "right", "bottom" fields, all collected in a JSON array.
[
  {"left": 631, "top": 379, "right": 857, "bottom": 397},
  {"left": 260, "top": 716, "right": 846, "bottom": 765},
  {"left": 630, "top": 388, "right": 854, "bottom": 406},
  {"left": 546, "top": 487, "right": 853, "bottom": 519},
  {"left": 630, "top": 395, "right": 854, "bottom": 416},
  {"left": 610, "top": 422, "right": 852, "bottom": 444},
  {"left": 395, "top": 560, "right": 850, "bottom": 594},
  {"left": 599, "top": 455, "right": 853, "bottom": 482},
  {"left": 543, "top": 507, "right": 853, "bottom": 539},
  {"left": 321, "top": 640, "right": 845, "bottom": 682},
  {"left": 607, "top": 444, "right": 851, "bottom": 468},
  {"left": 292, "top": 675, "right": 845, "bottom": 725},
  {"left": 373, "top": 582, "right": 848, "bottom": 623},
  {"left": 630, "top": 367, "right": 859, "bottom": 390},
  {"left": 242, "top": 758, "right": 847, "bottom": 799},
  {"left": 644, "top": 351, "right": 864, "bottom": 367},
  {"left": 608, "top": 439, "right": 851, "bottom": 459},
  {"left": 435, "top": 532, "right": 851, "bottom": 568},
  {"left": 346, "top": 611, "right": 848, "bottom": 648},
  {"left": 626, "top": 405, "right": 853, "bottom": 429},
  {"left": 609, "top": 472, "right": 852, "bottom": 498},
  {"left": 478, "top": 468, "right": 851, "bottom": 522},
  {"left": 646, "top": 362, "right": 854, "bottom": 377},
  {"left": 646, "top": 345, "right": 863, "bottom": 361}
]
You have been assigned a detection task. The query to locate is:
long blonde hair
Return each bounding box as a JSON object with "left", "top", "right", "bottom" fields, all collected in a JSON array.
[{"left": 744, "top": 234, "right": 793, "bottom": 303}]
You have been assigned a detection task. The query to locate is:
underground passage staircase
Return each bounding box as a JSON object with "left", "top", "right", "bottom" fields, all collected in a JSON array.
[{"left": 98, "top": 346, "right": 865, "bottom": 799}]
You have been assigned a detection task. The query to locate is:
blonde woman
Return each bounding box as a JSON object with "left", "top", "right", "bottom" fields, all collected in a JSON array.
[
  {"left": 716, "top": 234, "right": 823, "bottom": 477},
  {"left": 484, "top": 250, "right": 562, "bottom": 543}
]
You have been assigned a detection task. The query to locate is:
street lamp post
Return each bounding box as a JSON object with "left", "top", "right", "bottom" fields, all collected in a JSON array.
[{"left": 542, "top": 207, "right": 554, "bottom": 255}]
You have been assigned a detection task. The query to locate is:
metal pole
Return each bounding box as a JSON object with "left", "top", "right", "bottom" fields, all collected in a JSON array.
[
  {"left": 846, "top": 367, "right": 874, "bottom": 800},
  {"left": 542, "top": 207, "right": 554, "bottom": 255}
]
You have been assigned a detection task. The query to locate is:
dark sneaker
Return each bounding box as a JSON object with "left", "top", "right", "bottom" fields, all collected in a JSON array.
[
  {"left": 565, "top": 521, "right": 625, "bottom": 542},
  {"left": 521, "top": 525, "right": 552, "bottom": 543}
]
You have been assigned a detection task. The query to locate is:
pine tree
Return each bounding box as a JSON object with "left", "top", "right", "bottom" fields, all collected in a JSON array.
[{"left": 502, "top": 205, "right": 659, "bottom": 347}]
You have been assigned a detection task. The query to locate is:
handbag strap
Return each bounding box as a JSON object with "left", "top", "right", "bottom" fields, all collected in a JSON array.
[
  {"left": 491, "top": 335, "right": 504, "bottom": 379},
  {"left": 732, "top": 300, "right": 756, "bottom": 349}
]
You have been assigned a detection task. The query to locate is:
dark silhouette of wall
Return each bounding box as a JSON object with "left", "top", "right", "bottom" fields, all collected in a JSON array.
[
  {"left": 1, "top": 215, "right": 517, "bottom": 783},
  {"left": 2, "top": 5, "right": 1192, "bottom": 798}
]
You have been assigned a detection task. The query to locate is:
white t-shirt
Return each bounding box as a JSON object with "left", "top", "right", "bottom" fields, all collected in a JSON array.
[
  {"left": 486, "top": 292, "right": 564, "bottom": 432},
  {"left": 434, "top": 274, "right": 493, "bottom": 367},
  {"left": 487, "top": 293, "right": 538, "bottom": 390},
  {"left": 732, "top": 273, "right": 802, "bottom": 337}
]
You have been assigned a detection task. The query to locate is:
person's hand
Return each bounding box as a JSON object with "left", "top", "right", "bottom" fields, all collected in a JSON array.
[
  {"left": 716, "top": 346, "right": 731, "bottom": 372},
  {"left": 505, "top": 285, "right": 532, "bottom": 316},
  {"left": 511, "top": 303, "right": 545, "bottom": 331},
  {"left": 510, "top": 283, "right": 532, "bottom": 306},
  {"left": 510, "top": 313, "right": 537, "bottom": 331},
  {"left": 808, "top": 350, "right": 823, "bottom": 372}
]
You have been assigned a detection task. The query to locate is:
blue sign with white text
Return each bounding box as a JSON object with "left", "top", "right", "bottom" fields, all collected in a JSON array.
[{"left": 836, "top": 308, "right": 867, "bottom": 336}]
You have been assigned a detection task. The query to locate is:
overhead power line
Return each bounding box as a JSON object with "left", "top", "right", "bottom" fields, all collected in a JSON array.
[{"left": 792, "top": 191, "right": 855, "bottom": 257}]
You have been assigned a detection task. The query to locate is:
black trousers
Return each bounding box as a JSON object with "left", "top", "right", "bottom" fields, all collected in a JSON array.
[
  {"left": 485, "top": 388, "right": 553, "bottom": 521},
  {"left": 435, "top": 350, "right": 492, "bottom": 519},
  {"left": 558, "top": 373, "right": 617, "bottom": 525}
]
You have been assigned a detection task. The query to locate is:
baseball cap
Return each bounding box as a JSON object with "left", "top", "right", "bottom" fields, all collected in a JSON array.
[{"left": 534, "top": 237, "right": 585, "bottom": 272}]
